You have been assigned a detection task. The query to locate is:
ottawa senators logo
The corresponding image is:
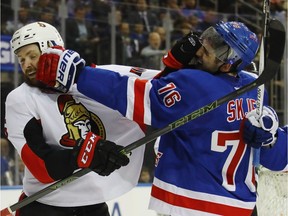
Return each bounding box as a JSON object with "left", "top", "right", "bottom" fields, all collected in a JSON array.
[{"left": 57, "top": 95, "right": 106, "bottom": 147}]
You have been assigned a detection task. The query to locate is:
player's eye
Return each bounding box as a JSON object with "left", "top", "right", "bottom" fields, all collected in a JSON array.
[
  {"left": 30, "top": 53, "right": 38, "bottom": 60},
  {"left": 19, "top": 58, "right": 25, "bottom": 65}
]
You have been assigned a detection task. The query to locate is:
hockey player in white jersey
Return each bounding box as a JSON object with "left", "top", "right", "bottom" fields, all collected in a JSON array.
[
  {"left": 5, "top": 22, "right": 160, "bottom": 216},
  {"left": 36, "top": 21, "right": 287, "bottom": 216}
]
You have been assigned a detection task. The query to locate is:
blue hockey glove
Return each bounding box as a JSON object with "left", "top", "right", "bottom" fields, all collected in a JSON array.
[
  {"left": 37, "top": 46, "right": 85, "bottom": 93},
  {"left": 243, "top": 106, "right": 279, "bottom": 148}
]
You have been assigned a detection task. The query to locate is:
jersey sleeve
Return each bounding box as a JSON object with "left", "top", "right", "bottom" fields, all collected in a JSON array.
[
  {"left": 5, "top": 86, "right": 75, "bottom": 183},
  {"left": 260, "top": 125, "right": 288, "bottom": 171},
  {"left": 77, "top": 67, "right": 227, "bottom": 129},
  {"left": 96, "top": 64, "right": 161, "bottom": 79}
]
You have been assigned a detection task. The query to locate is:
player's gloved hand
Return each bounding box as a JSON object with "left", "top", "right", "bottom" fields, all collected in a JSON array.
[
  {"left": 243, "top": 106, "right": 279, "bottom": 148},
  {"left": 37, "top": 46, "right": 85, "bottom": 93},
  {"left": 73, "top": 132, "right": 129, "bottom": 176},
  {"left": 162, "top": 31, "right": 201, "bottom": 70}
]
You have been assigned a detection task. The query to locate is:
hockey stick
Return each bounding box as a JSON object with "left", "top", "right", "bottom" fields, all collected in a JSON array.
[
  {"left": 256, "top": 0, "right": 270, "bottom": 116},
  {"left": 253, "top": 0, "right": 270, "bottom": 166},
  {"left": 0, "top": 168, "right": 91, "bottom": 216},
  {"left": 0, "top": 19, "right": 285, "bottom": 216}
]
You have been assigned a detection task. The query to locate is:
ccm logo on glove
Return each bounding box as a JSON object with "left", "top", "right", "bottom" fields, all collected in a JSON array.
[
  {"left": 77, "top": 132, "right": 101, "bottom": 167},
  {"left": 73, "top": 131, "right": 129, "bottom": 176}
]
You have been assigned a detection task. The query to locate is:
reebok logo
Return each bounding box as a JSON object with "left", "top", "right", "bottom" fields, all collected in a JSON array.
[{"left": 188, "top": 37, "right": 196, "bottom": 46}]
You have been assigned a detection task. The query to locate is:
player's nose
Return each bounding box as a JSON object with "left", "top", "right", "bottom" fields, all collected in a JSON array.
[
  {"left": 23, "top": 59, "right": 33, "bottom": 70},
  {"left": 195, "top": 46, "right": 204, "bottom": 59}
]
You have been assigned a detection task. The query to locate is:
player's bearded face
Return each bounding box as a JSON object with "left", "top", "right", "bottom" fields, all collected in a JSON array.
[{"left": 16, "top": 44, "right": 42, "bottom": 87}]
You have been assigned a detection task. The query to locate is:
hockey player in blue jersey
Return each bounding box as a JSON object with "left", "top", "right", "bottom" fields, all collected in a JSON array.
[{"left": 36, "top": 21, "right": 287, "bottom": 216}]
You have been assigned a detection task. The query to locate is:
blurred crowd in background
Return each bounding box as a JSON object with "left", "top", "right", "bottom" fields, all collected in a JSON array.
[{"left": 1, "top": 0, "right": 287, "bottom": 186}]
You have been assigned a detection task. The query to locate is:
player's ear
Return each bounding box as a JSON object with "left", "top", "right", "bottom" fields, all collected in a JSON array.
[{"left": 219, "top": 63, "right": 232, "bottom": 73}]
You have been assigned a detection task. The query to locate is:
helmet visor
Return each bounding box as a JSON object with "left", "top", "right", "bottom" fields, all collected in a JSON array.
[{"left": 200, "top": 27, "right": 238, "bottom": 64}]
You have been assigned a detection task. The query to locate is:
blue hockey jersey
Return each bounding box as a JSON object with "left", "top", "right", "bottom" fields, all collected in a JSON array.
[{"left": 75, "top": 66, "right": 287, "bottom": 216}]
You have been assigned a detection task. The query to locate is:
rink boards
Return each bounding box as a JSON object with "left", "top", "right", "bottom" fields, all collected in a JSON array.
[{"left": 1, "top": 184, "right": 157, "bottom": 216}]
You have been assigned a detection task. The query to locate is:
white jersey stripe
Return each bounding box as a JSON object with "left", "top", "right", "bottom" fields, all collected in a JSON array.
[
  {"left": 149, "top": 196, "right": 219, "bottom": 216},
  {"left": 126, "top": 77, "right": 137, "bottom": 120},
  {"left": 143, "top": 81, "right": 152, "bottom": 125}
]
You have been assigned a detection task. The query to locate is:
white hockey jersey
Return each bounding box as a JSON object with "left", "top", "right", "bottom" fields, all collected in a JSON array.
[{"left": 5, "top": 65, "right": 160, "bottom": 207}]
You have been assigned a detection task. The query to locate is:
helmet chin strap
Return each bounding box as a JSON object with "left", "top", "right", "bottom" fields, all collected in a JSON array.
[
  {"left": 218, "top": 59, "right": 243, "bottom": 75},
  {"left": 212, "top": 63, "right": 239, "bottom": 77},
  {"left": 230, "top": 59, "right": 242, "bottom": 72},
  {"left": 213, "top": 62, "right": 226, "bottom": 74}
]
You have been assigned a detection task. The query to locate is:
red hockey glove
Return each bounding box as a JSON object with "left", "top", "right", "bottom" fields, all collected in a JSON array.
[
  {"left": 37, "top": 46, "right": 85, "bottom": 93},
  {"left": 73, "top": 132, "right": 129, "bottom": 176},
  {"left": 242, "top": 106, "right": 279, "bottom": 148},
  {"left": 162, "top": 31, "right": 201, "bottom": 70}
]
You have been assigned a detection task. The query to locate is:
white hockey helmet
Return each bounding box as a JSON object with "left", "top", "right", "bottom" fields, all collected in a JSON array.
[{"left": 11, "top": 21, "right": 64, "bottom": 54}]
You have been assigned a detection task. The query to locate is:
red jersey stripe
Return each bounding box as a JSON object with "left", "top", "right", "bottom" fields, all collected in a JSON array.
[
  {"left": 133, "top": 79, "right": 148, "bottom": 131},
  {"left": 151, "top": 185, "right": 253, "bottom": 216},
  {"left": 21, "top": 144, "right": 54, "bottom": 183}
]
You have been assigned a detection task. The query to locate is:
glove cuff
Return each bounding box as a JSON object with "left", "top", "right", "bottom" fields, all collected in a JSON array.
[
  {"left": 262, "top": 130, "right": 278, "bottom": 148},
  {"left": 72, "top": 132, "right": 101, "bottom": 168},
  {"left": 162, "top": 51, "right": 183, "bottom": 69}
]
